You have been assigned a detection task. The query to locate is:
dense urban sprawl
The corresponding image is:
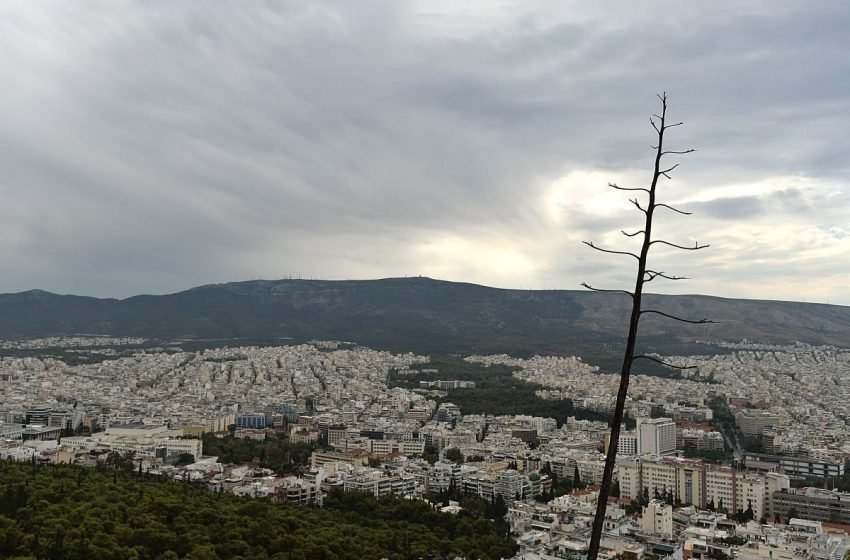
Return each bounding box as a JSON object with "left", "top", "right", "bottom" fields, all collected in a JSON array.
[{"left": 1, "top": 336, "right": 849, "bottom": 560}]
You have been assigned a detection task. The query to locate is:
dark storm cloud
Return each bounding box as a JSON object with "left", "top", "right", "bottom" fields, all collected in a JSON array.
[{"left": 0, "top": 0, "right": 848, "bottom": 302}]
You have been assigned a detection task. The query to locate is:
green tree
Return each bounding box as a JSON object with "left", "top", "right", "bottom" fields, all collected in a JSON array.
[{"left": 444, "top": 448, "right": 464, "bottom": 464}]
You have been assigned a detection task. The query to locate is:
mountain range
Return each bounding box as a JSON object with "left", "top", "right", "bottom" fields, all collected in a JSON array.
[{"left": 2, "top": 277, "right": 849, "bottom": 366}]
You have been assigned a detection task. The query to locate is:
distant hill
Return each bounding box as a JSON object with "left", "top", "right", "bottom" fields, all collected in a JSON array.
[{"left": 1, "top": 278, "right": 849, "bottom": 368}]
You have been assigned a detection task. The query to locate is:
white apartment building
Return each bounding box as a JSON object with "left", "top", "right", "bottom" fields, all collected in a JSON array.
[
  {"left": 343, "top": 469, "right": 416, "bottom": 497},
  {"left": 617, "top": 457, "right": 789, "bottom": 521},
  {"left": 575, "top": 457, "right": 606, "bottom": 486},
  {"left": 368, "top": 438, "right": 426, "bottom": 457},
  {"left": 637, "top": 418, "right": 677, "bottom": 456},
  {"left": 639, "top": 500, "right": 673, "bottom": 538},
  {"left": 735, "top": 411, "right": 779, "bottom": 438},
  {"left": 617, "top": 431, "right": 638, "bottom": 455}
]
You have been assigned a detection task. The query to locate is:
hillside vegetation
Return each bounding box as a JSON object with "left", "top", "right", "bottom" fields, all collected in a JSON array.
[
  {"left": 1, "top": 278, "right": 849, "bottom": 365},
  {"left": 0, "top": 460, "right": 517, "bottom": 560}
]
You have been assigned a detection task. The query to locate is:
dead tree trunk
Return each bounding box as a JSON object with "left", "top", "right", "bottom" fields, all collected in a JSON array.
[{"left": 583, "top": 93, "right": 712, "bottom": 560}]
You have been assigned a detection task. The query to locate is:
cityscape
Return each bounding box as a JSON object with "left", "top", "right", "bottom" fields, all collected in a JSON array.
[
  {"left": 1, "top": 335, "right": 848, "bottom": 559},
  {"left": 3, "top": 1, "right": 850, "bottom": 559}
]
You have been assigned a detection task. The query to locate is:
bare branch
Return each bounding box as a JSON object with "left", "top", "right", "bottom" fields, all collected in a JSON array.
[
  {"left": 586, "top": 93, "right": 709, "bottom": 560},
  {"left": 644, "top": 270, "right": 690, "bottom": 282},
  {"left": 580, "top": 282, "right": 634, "bottom": 298},
  {"left": 654, "top": 203, "right": 692, "bottom": 215},
  {"left": 628, "top": 198, "right": 646, "bottom": 213},
  {"left": 632, "top": 355, "right": 697, "bottom": 370},
  {"left": 582, "top": 241, "right": 640, "bottom": 260},
  {"left": 640, "top": 309, "right": 717, "bottom": 324},
  {"left": 650, "top": 239, "right": 710, "bottom": 251},
  {"left": 609, "top": 182, "right": 649, "bottom": 194}
]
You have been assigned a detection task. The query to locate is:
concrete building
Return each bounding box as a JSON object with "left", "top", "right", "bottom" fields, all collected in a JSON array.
[
  {"left": 773, "top": 488, "right": 850, "bottom": 524},
  {"left": 25, "top": 404, "right": 53, "bottom": 425},
  {"left": 235, "top": 413, "right": 267, "bottom": 429},
  {"left": 48, "top": 409, "right": 83, "bottom": 431},
  {"left": 617, "top": 456, "right": 787, "bottom": 522},
  {"left": 343, "top": 469, "right": 416, "bottom": 497},
  {"left": 616, "top": 431, "right": 638, "bottom": 455},
  {"left": 104, "top": 424, "right": 168, "bottom": 437},
  {"left": 764, "top": 472, "right": 791, "bottom": 517},
  {"left": 0, "top": 425, "right": 23, "bottom": 440},
  {"left": 637, "top": 418, "right": 676, "bottom": 456},
  {"left": 735, "top": 411, "right": 778, "bottom": 438},
  {"left": 22, "top": 425, "right": 62, "bottom": 441},
  {"left": 512, "top": 429, "right": 539, "bottom": 447},
  {"left": 639, "top": 500, "right": 674, "bottom": 538},
  {"left": 677, "top": 429, "right": 724, "bottom": 452},
  {"left": 274, "top": 477, "right": 319, "bottom": 505},
  {"left": 743, "top": 452, "right": 845, "bottom": 479}
]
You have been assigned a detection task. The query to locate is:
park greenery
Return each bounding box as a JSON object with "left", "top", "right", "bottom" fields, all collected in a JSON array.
[
  {"left": 392, "top": 355, "right": 613, "bottom": 426},
  {"left": 199, "top": 432, "right": 321, "bottom": 475},
  {"left": 0, "top": 459, "right": 517, "bottom": 560}
]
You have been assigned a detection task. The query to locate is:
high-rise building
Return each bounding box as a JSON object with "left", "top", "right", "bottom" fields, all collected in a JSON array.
[
  {"left": 637, "top": 418, "right": 676, "bottom": 456},
  {"left": 617, "top": 431, "right": 638, "bottom": 455}
]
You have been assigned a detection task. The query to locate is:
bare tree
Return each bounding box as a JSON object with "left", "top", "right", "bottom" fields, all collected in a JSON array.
[{"left": 582, "top": 93, "right": 713, "bottom": 560}]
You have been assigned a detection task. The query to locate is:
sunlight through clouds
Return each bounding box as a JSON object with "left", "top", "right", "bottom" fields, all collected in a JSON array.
[{"left": 0, "top": 1, "right": 849, "bottom": 303}]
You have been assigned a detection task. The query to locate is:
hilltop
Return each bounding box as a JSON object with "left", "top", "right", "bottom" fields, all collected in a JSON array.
[{"left": 1, "top": 278, "right": 849, "bottom": 367}]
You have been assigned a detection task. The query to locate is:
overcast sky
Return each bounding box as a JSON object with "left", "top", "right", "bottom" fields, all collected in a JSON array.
[{"left": 2, "top": 1, "right": 849, "bottom": 304}]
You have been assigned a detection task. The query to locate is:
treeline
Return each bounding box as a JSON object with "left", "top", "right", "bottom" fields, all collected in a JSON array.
[
  {"left": 394, "top": 355, "right": 612, "bottom": 426},
  {"left": 0, "top": 460, "right": 517, "bottom": 560}
]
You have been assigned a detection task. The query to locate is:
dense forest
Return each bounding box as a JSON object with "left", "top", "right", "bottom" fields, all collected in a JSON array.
[{"left": 0, "top": 460, "right": 517, "bottom": 560}]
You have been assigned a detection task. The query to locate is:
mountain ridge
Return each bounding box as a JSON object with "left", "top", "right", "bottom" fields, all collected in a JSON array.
[{"left": 1, "top": 278, "right": 849, "bottom": 361}]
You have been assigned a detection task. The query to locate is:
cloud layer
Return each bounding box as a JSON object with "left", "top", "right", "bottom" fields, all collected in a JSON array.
[{"left": 1, "top": 1, "right": 849, "bottom": 304}]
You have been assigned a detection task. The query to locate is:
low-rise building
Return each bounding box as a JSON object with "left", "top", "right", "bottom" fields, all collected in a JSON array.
[{"left": 773, "top": 488, "right": 850, "bottom": 524}]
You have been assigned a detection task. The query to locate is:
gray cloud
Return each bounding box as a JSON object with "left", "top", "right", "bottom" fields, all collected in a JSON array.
[{"left": 0, "top": 0, "right": 849, "bottom": 303}]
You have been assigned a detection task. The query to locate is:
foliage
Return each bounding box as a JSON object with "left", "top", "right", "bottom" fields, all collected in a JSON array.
[
  {"left": 201, "top": 433, "right": 319, "bottom": 475},
  {"left": 682, "top": 448, "right": 733, "bottom": 464},
  {"left": 392, "top": 355, "right": 612, "bottom": 425},
  {"left": 740, "top": 437, "right": 765, "bottom": 454},
  {"left": 421, "top": 444, "right": 440, "bottom": 466},
  {"left": 443, "top": 448, "right": 464, "bottom": 464},
  {"left": 539, "top": 463, "right": 574, "bottom": 500},
  {"left": 173, "top": 454, "right": 196, "bottom": 467},
  {"left": 0, "top": 460, "right": 517, "bottom": 560},
  {"left": 790, "top": 471, "right": 850, "bottom": 490}
]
